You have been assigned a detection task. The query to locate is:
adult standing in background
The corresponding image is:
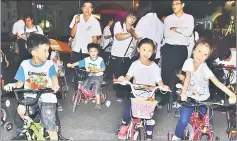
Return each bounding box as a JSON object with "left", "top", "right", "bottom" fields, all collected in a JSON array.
[
  {"left": 159, "top": 0, "right": 194, "bottom": 107},
  {"left": 12, "top": 14, "right": 25, "bottom": 39},
  {"left": 129, "top": 0, "right": 164, "bottom": 63},
  {"left": 69, "top": 0, "right": 101, "bottom": 89}
]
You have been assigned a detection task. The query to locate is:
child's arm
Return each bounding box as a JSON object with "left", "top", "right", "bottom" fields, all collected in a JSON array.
[
  {"left": 180, "top": 72, "right": 191, "bottom": 101},
  {"left": 4, "top": 81, "right": 24, "bottom": 92},
  {"left": 51, "top": 76, "right": 59, "bottom": 92},
  {"left": 67, "top": 62, "right": 79, "bottom": 68},
  {"left": 210, "top": 76, "right": 236, "bottom": 103},
  {"left": 118, "top": 75, "right": 132, "bottom": 82}
]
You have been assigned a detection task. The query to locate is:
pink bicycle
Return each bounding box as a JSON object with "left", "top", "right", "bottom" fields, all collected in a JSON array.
[{"left": 72, "top": 68, "right": 108, "bottom": 113}]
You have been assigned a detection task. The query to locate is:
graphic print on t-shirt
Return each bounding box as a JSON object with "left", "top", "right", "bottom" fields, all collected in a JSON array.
[{"left": 25, "top": 71, "right": 49, "bottom": 90}]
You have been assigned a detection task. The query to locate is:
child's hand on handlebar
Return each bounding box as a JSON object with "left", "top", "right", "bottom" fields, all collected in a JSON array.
[
  {"left": 118, "top": 76, "right": 127, "bottom": 82},
  {"left": 67, "top": 63, "right": 74, "bottom": 68},
  {"left": 52, "top": 85, "right": 60, "bottom": 93},
  {"left": 228, "top": 95, "right": 236, "bottom": 104},
  {"left": 3, "top": 83, "right": 16, "bottom": 92},
  {"left": 162, "top": 85, "right": 170, "bottom": 91},
  {"left": 180, "top": 93, "right": 188, "bottom": 101}
]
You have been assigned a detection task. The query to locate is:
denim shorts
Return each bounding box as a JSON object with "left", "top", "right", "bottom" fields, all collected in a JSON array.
[
  {"left": 18, "top": 98, "right": 57, "bottom": 131},
  {"left": 83, "top": 75, "right": 103, "bottom": 94}
]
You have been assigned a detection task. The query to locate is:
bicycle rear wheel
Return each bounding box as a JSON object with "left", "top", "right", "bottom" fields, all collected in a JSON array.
[
  {"left": 100, "top": 88, "right": 108, "bottom": 104},
  {"left": 136, "top": 127, "right": 146, "bottom": 140}
]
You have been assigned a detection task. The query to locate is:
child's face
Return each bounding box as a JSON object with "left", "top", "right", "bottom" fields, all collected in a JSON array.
[
  {"left": 88, "top": 48, "right": 98, "bottom": 59},
  {"left": 137, "top": 43, "right": 154, "bottom": 60},
  {"left": 193, "top": 44, "right": 211, "bottom": 64},
  {"left": 33, "top": 44, "right": 50, "bottom": 62}
]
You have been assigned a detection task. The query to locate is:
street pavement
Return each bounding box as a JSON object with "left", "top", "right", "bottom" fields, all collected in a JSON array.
[{"left": 0, "top": 50, "right": 231, "bottom": 140}]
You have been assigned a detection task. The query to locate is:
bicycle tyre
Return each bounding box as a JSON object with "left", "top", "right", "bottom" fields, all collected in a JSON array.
[
  {"left": 167, "top": 94, "right": 173, "bottom": 113},
  {"left": 200, "top": 134, "right": 209, "bottom": 140},
  {"left": 100, "top": 88, "right": 108, "bottom": 104},
  {"left": 72, "top": 92, "right": 80, "bottom": 113},
  {"left": 1, "top": 108, "right": 7, "bottom": 123},
  {"left": 12, "top": 134, "right": 28, "bottom": 140},
  {"left": 137, "top": 127, "right": 145, "bottom": 140}
]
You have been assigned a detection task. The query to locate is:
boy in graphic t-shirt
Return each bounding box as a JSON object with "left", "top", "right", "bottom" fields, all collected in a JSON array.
[
  {"left": 67, "top": 43, "right": 106, "bottom": 110},
  {"left": 4, "top": 34, "right": 59, "bottom": 140}
]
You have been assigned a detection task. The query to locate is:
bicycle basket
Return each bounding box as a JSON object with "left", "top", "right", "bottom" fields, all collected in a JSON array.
[
  {"left": 131, "top": 98, "right": 158, "bottom": 119},
  {"left": 75, "top": 68, "right": 88, "bottom": 81}
]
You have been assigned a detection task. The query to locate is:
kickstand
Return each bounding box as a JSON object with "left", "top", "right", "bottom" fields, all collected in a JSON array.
[{"left": 59, "top": 134, "right": 69, "bottom": 140}]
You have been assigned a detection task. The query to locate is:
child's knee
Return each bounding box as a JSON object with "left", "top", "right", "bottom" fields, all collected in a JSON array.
[
  {"left": 17, "top": 105, "right": 26, "bottom": 115},
  {"left": 146, "top": 119, "right": 155, "bottom": 126}
]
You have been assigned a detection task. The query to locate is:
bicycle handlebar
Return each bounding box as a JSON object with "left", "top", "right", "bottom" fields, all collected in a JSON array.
[
  {"left": 113, "top": 79, "right": 171, "bottom": 98},
  {"left": 213, "top": 64, "right": 236, "bottom": 71},
  {"left": 13, "top": 88, "right": 55, "bottom": 106}
]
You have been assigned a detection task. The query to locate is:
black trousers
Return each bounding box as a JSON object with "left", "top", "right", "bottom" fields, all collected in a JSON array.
[
  {"left": 159, "top": 44, "right": 188, "bottom": 105},
  {"left": 71, "top": 51, "right": 88, "bottom": 90},
  {"left": 110, "top": 56, "right": 133, "bottom": 99},
  {"left": 18, "top": 39, "right": 32, "bottom": 63}
]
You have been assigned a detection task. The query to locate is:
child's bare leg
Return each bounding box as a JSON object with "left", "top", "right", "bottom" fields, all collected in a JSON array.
[
  {"left": 17, "top": 105, "right": 26, "bottom": 119},
  {"left": 96, "top": 93, "right": 100, "bottom": 105},
  {"left": 48, "top": 130, "right": 58, "bottom": 140}
]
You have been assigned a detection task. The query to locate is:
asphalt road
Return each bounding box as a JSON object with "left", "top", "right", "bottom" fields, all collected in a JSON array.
[{"left": 0, "top": 50, "right": 231, "bottom": 140}]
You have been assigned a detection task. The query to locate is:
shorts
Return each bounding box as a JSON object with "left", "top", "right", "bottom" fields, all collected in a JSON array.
[
  {"left": 17, "top": 97, "right": 57, "bottom": 131},
  {"left": 83, "top": 75, "right": 103, "bottom": 95}
]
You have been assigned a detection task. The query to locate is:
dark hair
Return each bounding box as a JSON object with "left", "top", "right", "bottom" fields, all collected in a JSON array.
[
  {"left": 24, "top": 13, "right": 34, "bottom": 20},
  {"left": 26, "top": 33, "right": 50, "bottom": 53},
  {"left": 87, "top": 43, "right": 100, "bottom": 51},
  {"left": 173, "top": 0, "right": 185, "bottom": 4},
  {"left": 218, "top": 47, "right": 231, "bottom": 61},
  {"left": 121, "top": 8, "right": 139, "bottom": 25},
  {"left": 191, "top": 38, "right": 213, "bottom": 58},
  {"left": 137, "top": 0, "right": 154, "bottom": 17},
  {"left": 82, "top": 0, "right": 94, "bottom": 8},
  {"left": 137, "top": 38, "right": 155, "bottom": 50}
]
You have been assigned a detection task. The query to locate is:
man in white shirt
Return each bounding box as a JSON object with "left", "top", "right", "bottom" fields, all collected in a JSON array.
[
  {"left": 17, "top": 14, "right": 44, "bottom": 63},
  {"left": 12, "top": 14, "right": 25, "bottom": 38},
  {"left": 69, "top": 1, "right": 102, "bottom": 89},
  {"left": 160, "top": 0, "right": 194, "bottom": 106}
]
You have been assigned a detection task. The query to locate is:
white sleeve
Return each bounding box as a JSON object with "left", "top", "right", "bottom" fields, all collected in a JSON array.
[
  {"left": 182, "top": 58, "right": 193, "bottom": 72},
  {"left": 126, "top": 62, "right": 135, "bottom": 78},
  {"left": 92, "top": 20, "right": 102, "bottom": 36},
  {"left": 154, "top": 64, "right": 162, "bottom": 83},
  {"left": 202, "top": 63, "right": 214, "bottom": 79},
  {"left": 135, "top": 18, "right": 147, "bottom": 38},
  {"left": 114, "top": 22, "right": 123, "bottom": 35},
  {"left": 69, "top": 14, "right": 77, "bottom": 28},
  {"left": 12, "top": 23, "right": 17, "bottom": 34},
  {"left": 104, "top": 27, "right": 111, "bottom": 36},
  {"left": 37, "top": 26, "right": 44, "bottom": 35}
]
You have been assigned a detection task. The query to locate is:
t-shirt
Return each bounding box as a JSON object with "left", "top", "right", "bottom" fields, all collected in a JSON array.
[
  {"left": 102, "top": 26, "right": 113, "bottom": 52},
  {"left": 215, "top": 49, "right": 236, "bottom": 84},
  {"left": 182, "top": 58, "right": 214, "bottom": 101},
  {"left": 127, "top": 60, "right": 162, "bottom": 100},
  {"left": 12, "top": 20, "right": 25, "bottom": 35},
  {"left": 14, "top": 59, "right": 57, "bottom": 103},
  {"left": 69, "top": 14, "right": 102, "bottom": 53},
  {"left": 18, "top": 25, "right": 44, "bottom": 39},
  {"left": 78, "top": 56, "right": 105, "bottom": 76}
]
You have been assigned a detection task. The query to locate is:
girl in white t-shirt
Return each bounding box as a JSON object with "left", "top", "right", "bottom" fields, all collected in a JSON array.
[
  {"left": 172, "top": 39, "right": 236, "bottom": 140},
  {"left": 117, "top": 38, "right": 170, "bottom": 140}
]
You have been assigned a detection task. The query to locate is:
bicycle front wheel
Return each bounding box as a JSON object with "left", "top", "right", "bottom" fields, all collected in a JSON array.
[
  {"left": 72, "top": 92, "right": 80, "bottom": 113},
  {"left": 136, "top": 127, "right": 146, "bottom": 140}
]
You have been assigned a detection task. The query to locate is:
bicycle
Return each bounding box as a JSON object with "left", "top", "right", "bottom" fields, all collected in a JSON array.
[
  {"left": 1, "top": 95, "right": 13, "bottom": 131},
  {"left": 72, "top": 67, "right": 108, "bottom": 113},
  {"left": 213, "top": 64, "right": 236, "bottom": 140},
  {"left": 114, "top": 79, "right": 170, "bottom": 140},
  {"left": 11, "top": 88, "right": 68, "bottom": 140},
  {"left": 167, "top": 97, "right": 232, "bottom": 140}
]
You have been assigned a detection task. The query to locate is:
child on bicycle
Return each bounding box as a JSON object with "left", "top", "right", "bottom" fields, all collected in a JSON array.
[
  {"left": 67, "top": 43, "right": 105, "bottom": 110},
  {"left": 172, "top": 38, "right": 236, "bottom": 140},
  {"left": 117, "top": 38, "right": 170, "bottom": 140},
  {"left": 4, "top": 33, "right": 59, "bottom": 140}
]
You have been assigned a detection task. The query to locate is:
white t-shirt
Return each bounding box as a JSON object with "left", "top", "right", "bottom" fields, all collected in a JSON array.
[
  {"left": 127, "top": 60, "right": 162, "bottom": 100},
  {"left": 111, "top": 22, "right": 133, "bottom": 57},
  {"left": 69, "top": 14, "right": 102, "bottom": 53},
  {"left": 12, "top": 20, "right": 25, "bottom": 35},
  {"left": 14, "top": 59, "right": 57, "bottom": 103},
  {"left": 182, "top": 58, "right": 214, "bottom": 101},
  {"left": 215, "top": 50, "right": 236, "bottom": 84},
  {"left": 164, "top": 13, "right": 194, "bottom": 46},
  {"left": 78, "top": 56, "right": 105, "bottom": 76},
  {"left": 135, "top": 13, "right": 164, "bottom": 59},
  {"left": 18, "top": 25, "right": 44, "bottom": 39},
  {"left": 102, "top": 26, "right": 113, "bottom": 52}
]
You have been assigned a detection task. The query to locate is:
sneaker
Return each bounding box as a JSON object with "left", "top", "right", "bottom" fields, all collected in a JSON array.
[
  {"left": 117, "top": 98, "right": 123, "bottom": 102},
  {"left": 101, "top": 81, "right": 108, "bottom": 85},
  {"left": 174, "top": 108, "right": 181, "bottom": 118},
  {"left": 172, "top": 135, "right": 181, "bottom": 140},
  {"left": 95, "top": 104, "right": 101, "bottom": 110},
  {"left": 118, "top": 125, "right": 128, "bottom": 140},
  {"left": 57, "top": 103, "right": 63, "bottom": 111}
]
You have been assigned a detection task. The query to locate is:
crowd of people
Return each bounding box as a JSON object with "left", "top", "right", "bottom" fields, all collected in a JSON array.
[{"left": 1, "top": 0, "right": 236, "bottom": 140}]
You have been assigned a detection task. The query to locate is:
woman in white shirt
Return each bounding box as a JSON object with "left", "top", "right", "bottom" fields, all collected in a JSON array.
[{"left": 110, "top": 9, "right": 139, "bottom": 102}]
